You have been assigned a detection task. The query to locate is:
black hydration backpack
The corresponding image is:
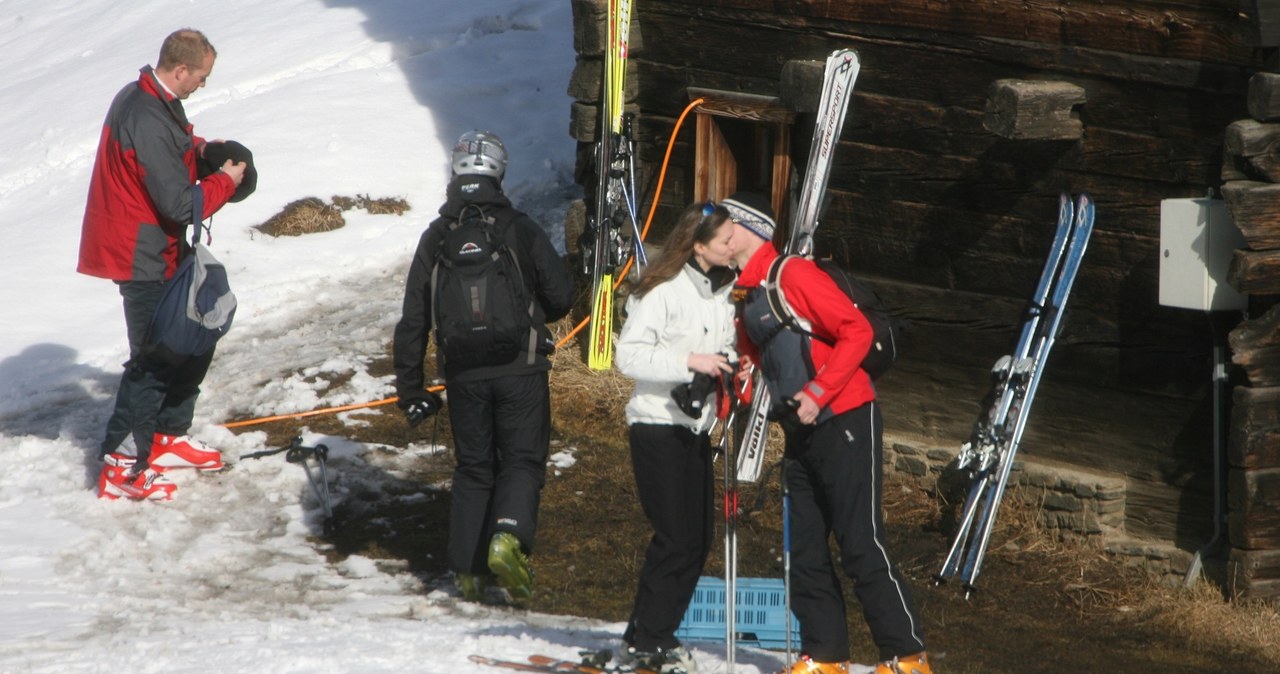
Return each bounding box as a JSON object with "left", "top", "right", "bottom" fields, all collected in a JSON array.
[
  {"left": 765, "top": 255, "right": 899, "bottom": 380},
  {"left": 431, "top": 204, "right": 535, "bottom": 370}
]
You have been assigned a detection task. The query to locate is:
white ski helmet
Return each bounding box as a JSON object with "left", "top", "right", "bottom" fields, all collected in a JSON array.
[{"left": 451, "top": 130, "right": 507, "bottom": 180}]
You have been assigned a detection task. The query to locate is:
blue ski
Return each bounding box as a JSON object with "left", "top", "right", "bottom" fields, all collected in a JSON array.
[{"left": 937, "top": 193, "right": 1096, "bottom": 596}]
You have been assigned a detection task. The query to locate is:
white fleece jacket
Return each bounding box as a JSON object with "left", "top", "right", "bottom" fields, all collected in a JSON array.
[{"left": 615, "top": 263, "right": 738, "bottom": 433}]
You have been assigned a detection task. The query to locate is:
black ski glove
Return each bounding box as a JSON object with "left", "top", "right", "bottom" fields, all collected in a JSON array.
[
  {"left": 768, "top": 397, "right": 804, "bottom": 433},
  {"left": 671, "top": 372, "right": 717, "bottom": 419},
  {"left": 400, "top": 392, "right": 444, "bottom": 428}
]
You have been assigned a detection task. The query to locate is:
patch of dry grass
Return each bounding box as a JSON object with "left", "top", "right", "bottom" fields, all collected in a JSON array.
[{"left": 255, "top": 194, "right": 410, "bottom": 237}]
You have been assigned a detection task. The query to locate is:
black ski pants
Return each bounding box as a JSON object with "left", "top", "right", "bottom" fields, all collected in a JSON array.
[
  {"left": 783, "top": 401, "right": 926, "bottom": 662},
  {"left": 624, "top": 423, "right": 714, "bottom": 651},
  {"left": 100, "top": 280, "right": 212, "bottom": 466},
  {"left": 446, "top": 371, "right": 551, "bottom": 574}
]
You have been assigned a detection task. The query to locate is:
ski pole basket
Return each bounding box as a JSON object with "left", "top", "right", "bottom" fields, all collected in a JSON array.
[
  {"left": 241, "top": 436, "right": 335, "bottom": 534},
  {"left": 676, "top": 576, "right": 800, "bottom": 650}
]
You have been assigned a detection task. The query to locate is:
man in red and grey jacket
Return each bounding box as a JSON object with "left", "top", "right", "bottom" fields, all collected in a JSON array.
[
  {"left": 79, "top": 28, "right": 246, "bottom": 501},
  {"left": 725, "top": 191, "right": 931, "bottom": 674}
]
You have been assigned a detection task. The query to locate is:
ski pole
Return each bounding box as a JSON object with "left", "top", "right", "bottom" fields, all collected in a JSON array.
[
  {"left": 715, "top": 369, "right": 741, "bottom": 672},
  {"left": 781, "top": 459, "right": 794, "bottom": 670}
]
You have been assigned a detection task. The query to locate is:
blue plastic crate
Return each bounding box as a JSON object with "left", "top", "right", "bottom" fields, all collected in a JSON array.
[{"left": 675, "top": 577, "right": 800, "bottom": 650}]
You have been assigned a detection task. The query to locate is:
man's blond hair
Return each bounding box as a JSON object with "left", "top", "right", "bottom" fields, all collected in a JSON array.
[{"left": 157, "top": 29, "right": 215, "bottom": 71}]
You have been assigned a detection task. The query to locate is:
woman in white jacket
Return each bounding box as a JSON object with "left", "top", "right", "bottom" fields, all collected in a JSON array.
[{"left": 614, "top": 202, "right": 738, "bottom": 671}]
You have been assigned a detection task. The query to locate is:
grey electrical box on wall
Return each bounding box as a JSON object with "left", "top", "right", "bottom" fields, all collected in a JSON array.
[{"left": 1158, "top": 198, "right": 1248, "bottom": 312}]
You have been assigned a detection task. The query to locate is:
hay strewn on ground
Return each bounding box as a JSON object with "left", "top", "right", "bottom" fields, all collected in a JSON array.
[{"left": 228, "top": 285, "right": 1280, "bottom": 673}]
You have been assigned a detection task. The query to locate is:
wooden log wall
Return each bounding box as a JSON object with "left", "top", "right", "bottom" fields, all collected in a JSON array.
[
  {"left": 1224, "top": 74, "right": 1280, "bottom": 599},
  {"left": 568, "top": 1, "right": 1280, "bottom": 600}
]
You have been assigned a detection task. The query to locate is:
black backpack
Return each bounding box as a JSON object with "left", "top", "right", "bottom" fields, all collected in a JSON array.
[
  {"left": 431, "top": 204, "right": 536, "bottom": 369},
  {"left": 765, "top": 254, "right": 899, "bottom": 380}
]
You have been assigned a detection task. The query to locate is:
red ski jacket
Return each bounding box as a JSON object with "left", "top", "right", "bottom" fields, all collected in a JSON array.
[
  {"left": 735, "top": 242, "right": 876, "bottom": 416},
  {"left": 78, "top": 67, "right": 235, "bottom": 282}
]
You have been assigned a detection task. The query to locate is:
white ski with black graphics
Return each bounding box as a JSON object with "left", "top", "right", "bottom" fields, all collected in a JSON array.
[
  {"left": 936, "top": 192, "right": 1096, "bottom": 597},
  {"left": 735, "top": 48, "right": 861, "bottom": 482}
]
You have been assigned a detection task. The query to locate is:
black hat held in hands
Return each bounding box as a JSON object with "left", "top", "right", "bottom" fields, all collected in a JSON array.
[{"left": 198, "top": 140, "right": 257, "bottom": 202}]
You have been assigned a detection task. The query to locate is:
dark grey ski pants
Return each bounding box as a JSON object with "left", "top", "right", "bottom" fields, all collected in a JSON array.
[
  {"left": 100, "top": 280, "right": 211, "bottom": 466},
  {"left": 783, "top": 401, "right": 926, "bottom": 662},
  {"left": 446, "top": 371, "right": 551, "bottom": 574}
]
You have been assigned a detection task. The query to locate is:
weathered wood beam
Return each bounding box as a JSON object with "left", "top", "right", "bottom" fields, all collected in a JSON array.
[
  {"left": 635, "top": 20, "right": 1246, "bottom": 148},
  {"left": 1230, "top": 304, "right": 1280, "bottom": 387},
  {"left": 1248, "top": 72, "right": 1280, "bottom": 121},
  {"left": 569, "top": 101, "right": 640, "bottom": 143},
  {"left": 568, "top": 58, "right": 639, "bottom": 105},
  {"left": 1222, "top": 181, "right": 1280, "bottom": 250},
  {"left": 1228, "top": 548, "right": 1280, "bottom": 604},
  {"left": 1229, "top": 466, "right": 1280, "bottom": 549},
  {"left": 687, "top": 87, "right": 794, "bottom": 124},
  {"left": 648, "top": 0, "right": 1260, "bottom": 65},
  {"left": 780, "top": 59, "right": 825, "bottom": 113},
  {"left": 1230, "top": 249, "right": 1280, "bottom": 296},
  {"left": 1225, "top": 120, "right": 1280, "bottom": 183},
  {"left": 572, "top": 0, "right": 643, "bottom": 56},
  {"left": 984, "top": 79, "right": 1086, "bottom": 141},
  {"left": 1230, "top": 386, "right": 1280, "bottom": 468}
]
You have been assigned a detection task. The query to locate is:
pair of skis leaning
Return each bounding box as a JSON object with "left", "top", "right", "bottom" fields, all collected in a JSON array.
[
  {"left": 936, "top": 192, "right": 1096, "bottom": 597},
  {"left": 584, "top": 0, "right": 642, "bottom": 371}
]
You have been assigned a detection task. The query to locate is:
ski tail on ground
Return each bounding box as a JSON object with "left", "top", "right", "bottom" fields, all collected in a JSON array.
[
  {"left": 588, "top": 271, "right": 615, "bottom": 369},
  {"left": 470, "top": 655, "right": 567, "bottom": 674},
  {"left": 937, "top": 193, "right": 1095, "bottom": 596},
  {"left": 470, "top": 652, "right": 658, "bottom": 674},
  {"left": 586, "top": 0, "right": 634, "bottom": 371}
]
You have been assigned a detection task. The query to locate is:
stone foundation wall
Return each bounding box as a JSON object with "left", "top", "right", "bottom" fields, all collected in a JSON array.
[
  {"left": 884, "top": 434, "right": 1126, "bottom": 538},
  {"left": 883, "top": 433, "right": 1201, "bottom": 584}
]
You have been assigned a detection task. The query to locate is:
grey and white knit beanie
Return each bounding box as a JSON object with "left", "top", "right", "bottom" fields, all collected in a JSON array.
[{"left": 721, "top": 191, "right": 776, "bottom": 241}]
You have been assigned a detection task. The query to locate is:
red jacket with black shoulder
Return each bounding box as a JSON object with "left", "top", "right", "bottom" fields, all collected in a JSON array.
[{"left": 78, "top": 66, "right": 236, "bottom": 282}]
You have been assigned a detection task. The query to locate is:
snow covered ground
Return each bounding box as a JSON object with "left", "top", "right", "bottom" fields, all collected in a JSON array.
[{"left": 0, "top": 1, "right": 864, "bottom": 672}]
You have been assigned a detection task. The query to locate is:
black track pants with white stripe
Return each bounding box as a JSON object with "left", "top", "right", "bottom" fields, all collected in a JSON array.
[{"left": 783, "top": 401, "right": 926, "bottom": 662}]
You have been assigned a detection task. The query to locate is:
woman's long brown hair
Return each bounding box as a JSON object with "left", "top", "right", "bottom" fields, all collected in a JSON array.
[{"left": 629, "top": 202, "right": 731, "bottom": 299}]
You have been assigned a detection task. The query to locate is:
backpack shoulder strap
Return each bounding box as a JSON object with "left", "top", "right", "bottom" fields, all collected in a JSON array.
[
  {"left": 765, "top": 255, "right": 801, "bottom": 329},
  {"left": 767, "top": 254, "right": 824, "bottom": 339},
  {"left": 189, "top": 185, "right": 204, "bottom": 247}
]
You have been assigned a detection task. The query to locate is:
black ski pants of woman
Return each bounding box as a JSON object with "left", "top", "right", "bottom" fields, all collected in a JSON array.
[
  {"left": 624, "top": 423, "right": 714, "bottom": 651},
  {"left": 783, "top": 401, "right": 926, "bottom": 662}
]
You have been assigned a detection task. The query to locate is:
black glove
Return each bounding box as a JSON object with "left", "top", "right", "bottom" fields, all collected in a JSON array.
[
  {"left": 769, "top": 397, "right": 804, "bottom": 433},
  {"left": 401, "top": 392, "right": 444, "bottom": 428},
  {"left": 671, "top": 372, "right": 717, "bottom": 419}
]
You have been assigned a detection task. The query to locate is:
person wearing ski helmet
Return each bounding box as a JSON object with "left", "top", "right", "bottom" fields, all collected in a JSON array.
[
  {"left": 393, "top": 130, "right": 574, "bottom": 603},
  {"left": 450, "top": 130, "right": 507, "bottom": 179},
  {"left": 725, "top": 191, "right": 931, "bottom": 674}
]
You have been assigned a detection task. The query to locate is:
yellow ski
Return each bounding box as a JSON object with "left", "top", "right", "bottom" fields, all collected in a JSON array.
[
  {"left": 588, "top": 271, "right": 615, "bottom": 369},
  {"left": 585, "top": 0, "right": 633, "bottom": 370}
]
